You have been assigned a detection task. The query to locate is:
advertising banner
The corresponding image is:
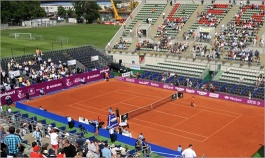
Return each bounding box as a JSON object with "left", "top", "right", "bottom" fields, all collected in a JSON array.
[
  {"left": 130, "top": 64, "right": 141, "bottom": 70},
  {"left": 116, "top": 77, "right": 264, "bottom": 107},
  {"left": 67, "top": 60, "right": 76, "bottom": 66},
  {"left": 122, "top": 71, "right": 132, "bottom": 77},
  {"left": 1, "top": 68, "right": 109, "bottom": 105},
  {"left": 91, "top": 56, "right": 99, "bottom": 61},
  {"left": 0, "top": 80, "right": 63, "bottom": 105},
  {"left": 9, "top": 70, "right": 21, "bottom": 77}
]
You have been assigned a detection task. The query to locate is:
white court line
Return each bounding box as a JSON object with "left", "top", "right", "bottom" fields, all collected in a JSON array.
[
  {"left": 171, "top": 110, "right": 204, "bottom": 128},
  {"left": 130, "top": 117, "right": 208, "bottom": 138},
  {"left": 76, "top": 95, "right": 138, "bottom": 110},
  {"left": 201, "top": 114, "right": 242, "bottom": 142},
  {"left": 67, "top": 90, "right": 119, "bottom": 108},
  {"left": 118, "top": 89, "right": 241, "bottom": 117},
  {"left": 69, "top": 104, "right": 105, "bottom": 116},
  {"left": 120, "top": 102, "right": 188, "bottom": 119},
  {"left": 76, "top": 102, "right": 206, "bottom": 138},
  {"left": 129, "top": 122, "right": 205, "bottom": 142},
  {"left": 68, "top": 104, "right": 204, "bottom": 142}
]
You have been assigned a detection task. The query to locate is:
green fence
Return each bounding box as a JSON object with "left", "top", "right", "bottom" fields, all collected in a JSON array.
[{"left": 9, "top": 42, "right": 68, "bottom": 57}]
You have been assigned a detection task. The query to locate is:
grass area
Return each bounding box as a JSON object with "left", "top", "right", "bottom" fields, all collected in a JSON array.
[
  {"left": 6, "top": 105, "right": 161, "bottom": 157},
  {"left": 253, "top": 146, "right": 264, "bottom": 158},
  {"left": 1, "top": 24, "right": 120, "bottom": 58}
]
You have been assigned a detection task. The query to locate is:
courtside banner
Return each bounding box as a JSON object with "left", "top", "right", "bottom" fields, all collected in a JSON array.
[
  {"left": 122, "top": 72, "right": 131, "bottom": 77},
  {"left": 61, "top": 70, "right": 104, "bottom": 88},
  {"left": 130, "top": 64, "right": 141, "bottom": 70},
  {"left": 9, "top": 70, "right": 21, "bottom": 77},
  {"left": 0, "top": 68, "right": 109, "bottom": 105},
  {"left": 116, "top": 77, "right": 264, "bottom": 107},
  {"left": 91, "top": 55, "right": 99, "bottom": 61},
  {"left": 0, "top": 80, "right": 63, "bottom": 105},
  {"left": 67, "top": 60, "right": 76, "bottom": 66}
]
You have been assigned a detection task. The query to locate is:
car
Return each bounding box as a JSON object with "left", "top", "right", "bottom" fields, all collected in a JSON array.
[{"left": 108, "top": 63, "right": 127, "bottom": 73}]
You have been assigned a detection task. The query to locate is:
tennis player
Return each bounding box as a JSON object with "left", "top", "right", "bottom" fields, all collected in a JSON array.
[
  {"left": 191, "top": 96, "right": 196, "bottom": 107},
  {"left": 105, "top": 72, "right": 109, "bottom": 82}
]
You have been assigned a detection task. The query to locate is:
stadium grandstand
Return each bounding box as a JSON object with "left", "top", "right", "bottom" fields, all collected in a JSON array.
[{"left": 1, "top": 0, "right": 264, "bottom": 158}]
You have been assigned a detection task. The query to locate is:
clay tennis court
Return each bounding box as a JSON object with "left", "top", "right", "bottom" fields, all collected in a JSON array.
[{"left": 25, "top": 79, "right": 264, "bottom": 157}]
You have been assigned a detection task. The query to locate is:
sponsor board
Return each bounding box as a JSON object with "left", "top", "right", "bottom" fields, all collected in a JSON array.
[
  {"left": 163, "top": 84, "right": 174, "bottom": 90},
  {"left": 1, "top": 68, "right": 109, "bottom": 105},
  {"left": 197, "top": 90, "right": 208, "bottom": 96},
  {"left": 209, "top": 93, "right": 219, "bottom": 98},
  {"left": 175, "top": 87, "right": 185, "bottom": 92},
  {"left": 116, "top": 77, "right": 264, "bottom": 107},
  {"left": 150, "top": 82, "right": 160, "bottom": 87},
  {"left": 122, "top": 72, "right": 131, "bottom": 77},
  {"left": 186, "top": 89, "right": 195, "bottom": 94},
  {"left": 125, "top": 78, "right": 135, "bottom": 83},
  {"left": 138, "top": 81, "right": 150, "bottom": 85},
  {"left": 130, "top": 64, "right": 141, "bottom": 70},
  {"left": 67, "top": 60, "right": 76, "bottom": 66}
]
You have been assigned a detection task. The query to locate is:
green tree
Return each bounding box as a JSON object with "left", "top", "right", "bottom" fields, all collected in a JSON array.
[
  {"left": 66, "top": 8, "right": 74, "bottom": 18},
  {"left": 1, "top": 1, "right": 45, "bottom": 24},
  {"left": 72, "top": 1, "right": 84, "bottom": 23},
  {"left": 83, "top": 1, "right": 100, "bottom": 23},
  {"left": 72, "top": 0, "right": 100, "bottom": 24},
  {"left": 57, "top": 6, "right": 66, "bottom": 17}
]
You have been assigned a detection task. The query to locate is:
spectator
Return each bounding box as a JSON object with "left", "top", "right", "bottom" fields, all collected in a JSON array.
[
  {"left": 138, "top": 133, "right": 144, "bottom": 140},
  {"left": 178, "top": 145, "right": 182, "bottom": 153},
  {"left": 135, "top": 139, "right": 141, "bottom": 152},
  {"left": 75, "top": 135, "right": 86, "bottom": 150},
  {"left": 142, "top": 139, "right": 149, "bottom": 156},
  {"left": 182, "top": 144, "right": 196, "bottom": 158},
  {"left": 0, "top": 143, "right": 7, "bottom": 157},
  {"left": 4, "top": 126, "right": 21, "bottom": 156},
  {"left": 115, "top": 108, "right": 120, "bottom": 118},
  {"left": 40, "top": 89, "right": 46, "bottom": 95},
  {"left": 0, "top": 126, "right": 6, "bottom": 143},
  {"left": 32, "top": 126, "right": 42, "bottom": 146},
  {"left": 7, "top": 106, "right": 12, "bottom": 115},
  {"left": 30, "top": 145, "right": 43, "bottom": 158},
  {"left": 67, "top": 116, "right": 75, "bottom": 129},
  {"left": 87, "top": 139, "right": 99, "bottom": 158},
  {"left": 81, "top": 77, "right": 86, "bottom": 84},
  {"left": 50, "top": 128, "right": 59, "bottom": 155},
  {"left": 15, "top": 129, "right": 27, "bottom": 144},
  {"left": 109, "top": 128, "right": 115, "bottom": 143},
  {"left": 101, "top": 143, "right": 112, "bottom": 158},
  {"left": 108, "top": 107, "right": 113, "bottom": 113},
  {"left": 62, "top": 138, "right": 76, "bottom": 157},
  {"left": 57, "top": 148, "right": 65, "bottom": 158}
]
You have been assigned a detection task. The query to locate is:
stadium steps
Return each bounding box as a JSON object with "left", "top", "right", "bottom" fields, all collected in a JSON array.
[
  {"left": 176, "top": 5, "right": 204, "bottom": 39},
  {"left": 212, "top": 70, "right": 224, "bottom": 81},
  {"left": 148, "top": 3, "right": 173, "bottom": 41},
  {"left": 127, "top": 21, "right": 142, "bottom": 52},
  {"left": 257, "top": 24, "right": 265, "bottom": 43},
  {"left": 216, "top": 5, "right": 240, "bottom": 33}
]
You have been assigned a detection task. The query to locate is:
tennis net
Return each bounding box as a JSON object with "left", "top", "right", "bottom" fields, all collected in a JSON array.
[{"left": 120, "top": 94, "right": 175, "bottom": 121}]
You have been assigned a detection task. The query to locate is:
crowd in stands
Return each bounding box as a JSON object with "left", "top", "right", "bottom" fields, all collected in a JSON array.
[
  {"left": 113, "top": 37, "right": 130, "bottom": 50},
  {"left": 0, "top": 106, "right": 150, "bottom": 158},
  {"left": 0, "top": 50, "right": 81, "bottom": 92}
]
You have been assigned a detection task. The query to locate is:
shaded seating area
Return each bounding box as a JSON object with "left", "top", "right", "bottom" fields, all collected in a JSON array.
[{"left": 220, "top": 67, "right": 264, "bottom": 85}]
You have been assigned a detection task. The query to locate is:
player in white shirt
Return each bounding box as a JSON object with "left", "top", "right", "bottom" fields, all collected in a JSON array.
[{"left": 182, "top": 144, "right": 197, "bottom": 158}]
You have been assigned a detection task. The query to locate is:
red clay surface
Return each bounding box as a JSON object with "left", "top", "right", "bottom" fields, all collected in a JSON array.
[{"left": 25, "top": 79, "right": 264, "bottom": 157}]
